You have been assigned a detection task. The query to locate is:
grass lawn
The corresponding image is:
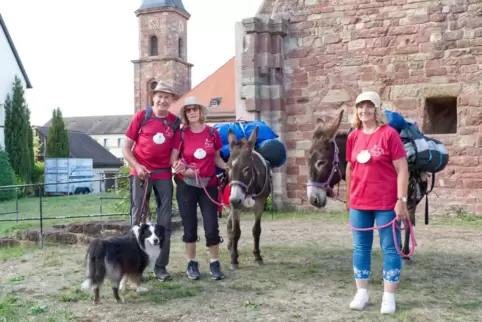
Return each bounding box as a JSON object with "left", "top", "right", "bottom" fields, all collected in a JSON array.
[
  {"left": 0, "top": 193, "right": 128, "bottom": 237},
  {"left": 0, "top": 205, "right": 482, "bottom": 321}
]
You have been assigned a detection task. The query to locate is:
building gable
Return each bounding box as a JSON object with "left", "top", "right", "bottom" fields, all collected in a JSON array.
[
  {"left": 169, "top": 57, "right": 235, "bottom": 122},
  {"left": 0, "top": 13, "right": 32, "bottom": 89}
]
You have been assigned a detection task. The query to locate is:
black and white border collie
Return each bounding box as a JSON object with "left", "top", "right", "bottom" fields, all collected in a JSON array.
[{"left": 81, "top": 222, "right": 165, "bottom": 304}]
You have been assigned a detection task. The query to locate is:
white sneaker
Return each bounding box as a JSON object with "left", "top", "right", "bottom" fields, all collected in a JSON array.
[
  {"left": 380, "top": 292, "right": 396, "bottom": 314},
  {"left": 349, "top": 289, "right": 369, "bottom": 310}
]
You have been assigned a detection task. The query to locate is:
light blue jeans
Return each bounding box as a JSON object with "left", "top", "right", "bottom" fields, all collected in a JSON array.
[{"left": 349, "top": 209, "right": 402, "bottom": 283}]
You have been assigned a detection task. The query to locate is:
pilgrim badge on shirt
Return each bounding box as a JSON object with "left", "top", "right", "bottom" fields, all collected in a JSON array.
[
  {"left": 357, "top": 150, "right": 371, "bottom": 163},
  {"left": 205, "top": 138, "right": 214, "bottom": 148},
  {"left": 194, "top": 148, "right": 207, "bottom": 160},
  {"left": 153, "top": 133, "right": 166, "bottom": 145}
]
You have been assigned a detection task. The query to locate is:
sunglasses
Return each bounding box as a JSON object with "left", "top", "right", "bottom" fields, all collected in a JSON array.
[{"left": 185, "top": 106, "right": 199, "bottom": 113}]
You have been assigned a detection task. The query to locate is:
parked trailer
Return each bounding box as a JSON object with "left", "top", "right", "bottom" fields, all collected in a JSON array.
[{"left": 44, "top": 158, "right": 94, "bottom": 196}]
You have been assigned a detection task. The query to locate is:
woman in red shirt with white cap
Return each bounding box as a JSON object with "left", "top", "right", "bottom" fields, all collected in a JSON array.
[{"left": 345, "top": 91, "right": 409, "bottom": 314}]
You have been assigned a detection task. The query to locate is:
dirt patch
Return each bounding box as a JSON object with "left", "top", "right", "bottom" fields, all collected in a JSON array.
[{"left": 1, "top": 217, "right": 482, "bottom": 321}]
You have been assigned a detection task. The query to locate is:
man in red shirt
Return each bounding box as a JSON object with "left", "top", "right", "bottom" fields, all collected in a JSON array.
[{"left": 122, "top": 81, "right": 181, "bottom": 282}]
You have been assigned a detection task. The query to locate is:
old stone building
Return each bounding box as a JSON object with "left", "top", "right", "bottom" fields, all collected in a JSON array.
[
  {"left": 236, "top": 0, "right": 482, "bottom": 214},
  {"left": 132, "top": 0, "right": 193, "bottom": 112},
  {"left": 132, "top": 0, "right": 238, "bottom": 122}
]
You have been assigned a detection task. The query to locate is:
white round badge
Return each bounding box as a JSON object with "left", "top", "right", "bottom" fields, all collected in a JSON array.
[
  {"left": 153, "top": 133, "right": 165, "bottom": 145},
  {"left": 357, "top": 150, "right": 371, "bottom": 164},
  {"left": 194, "top": 148, "right": 207, "bottom": 160},
  {"left": 244, "top": 196, "right": 255, "bottom": 208}
]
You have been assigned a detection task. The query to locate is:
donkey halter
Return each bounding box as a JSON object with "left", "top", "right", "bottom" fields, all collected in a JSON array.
[
  {"left": 306, "top": 140, "right": 343, "bottom": 199},
  {"left": 229, "top": 155, "right": 270, "bottom": 200}
]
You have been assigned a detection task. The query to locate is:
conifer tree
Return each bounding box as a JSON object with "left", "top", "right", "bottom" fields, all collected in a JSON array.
[
  {"left": 0, "top": 148, "right": 16, "bottom": 201},
  {"left": 46, "top": 107, "right": 70, "bottom": 158},
  {"left": 3, "top": 75, "right": 31, "bottom": 183}
]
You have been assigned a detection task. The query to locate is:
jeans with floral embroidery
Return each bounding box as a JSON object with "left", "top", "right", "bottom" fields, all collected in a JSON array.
[{"left": 349, "top": 209, "right": 402, "bottom": 283}]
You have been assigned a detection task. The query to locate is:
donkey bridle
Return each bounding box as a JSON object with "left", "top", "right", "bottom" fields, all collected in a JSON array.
[
  {"left": 228, "top": 155, "right": 270, "bottom": 200},
  {"left": 306, "top": 140, "right": 343, "bottom": 199}
]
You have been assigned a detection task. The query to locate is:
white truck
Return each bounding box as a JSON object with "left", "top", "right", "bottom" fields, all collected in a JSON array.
[{"left": 44, "top": 158, "right": 94, "bottom": 196}]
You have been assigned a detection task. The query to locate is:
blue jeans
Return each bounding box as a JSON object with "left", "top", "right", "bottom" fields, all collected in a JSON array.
[{"left": 349, "top": 209, "right": 402, "bottom": 283}]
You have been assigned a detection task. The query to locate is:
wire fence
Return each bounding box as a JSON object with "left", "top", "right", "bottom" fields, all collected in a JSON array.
[{"left": 0, "top": 175, "right": 132, "bottom": 248}]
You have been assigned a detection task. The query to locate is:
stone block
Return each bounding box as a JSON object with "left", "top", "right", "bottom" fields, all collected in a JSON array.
[
  {"left": 322, "top": 89, "right": 351, "bottom": 103},
  {"left": 422, "top": 83, "right": 462, "bottom": 98}
]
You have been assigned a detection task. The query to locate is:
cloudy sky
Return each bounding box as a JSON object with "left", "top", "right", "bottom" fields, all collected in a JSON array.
[{"left": 1, "top": 0, "right": 262, "bottom": 125}]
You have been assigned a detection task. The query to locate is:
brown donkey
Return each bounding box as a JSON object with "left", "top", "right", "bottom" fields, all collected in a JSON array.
[
  {"left": 225, "top": 126, "right": 272, "bottom": 270},
  {"left": 305, "top": 110, "right": 426, "bottom": 261}
]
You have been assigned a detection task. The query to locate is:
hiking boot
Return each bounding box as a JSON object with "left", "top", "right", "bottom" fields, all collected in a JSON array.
[
  {"left": 186, "top": 260, "right": 201, "bottom": 280},
  {"left": 209, "top": 260, "right": 225, "bottom": 280},
  {"left": 154, "top": 266, "right": 172, "bottom": 282}
]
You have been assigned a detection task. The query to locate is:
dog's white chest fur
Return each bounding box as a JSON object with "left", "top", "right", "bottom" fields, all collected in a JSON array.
[{"left": 144, "top": 245, "right": 161, "bottom": 269}]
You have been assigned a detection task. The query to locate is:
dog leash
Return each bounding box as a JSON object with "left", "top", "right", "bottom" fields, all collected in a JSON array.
[
  {"left": 138, "top": 176, "right": 152, "bottom": 225},
  {"left": 177, "top": 159, "right": 230, "bottom": 210},
  {"left": 349, "top": 217, "right": 417, "bottom": 258}
]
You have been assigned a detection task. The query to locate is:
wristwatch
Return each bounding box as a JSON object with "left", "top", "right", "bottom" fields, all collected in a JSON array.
[{"left": 398, "top": 197, "right": 407, "bottom": 203}]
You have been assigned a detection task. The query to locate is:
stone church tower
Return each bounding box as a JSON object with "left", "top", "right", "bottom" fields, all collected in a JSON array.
[{"left": 132, "top": 0, "right": 193, "bottom": 112}]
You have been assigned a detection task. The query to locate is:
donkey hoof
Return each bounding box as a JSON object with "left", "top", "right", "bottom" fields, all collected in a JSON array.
[
  {"left": 403, "top": 257, "right": 412, "bottom": 264},
  {"left": 255, "top": 259, "right": 264, "bottom": 266},
  {"left": 230, "top": 263, "right": 238, "bottom": 270}
]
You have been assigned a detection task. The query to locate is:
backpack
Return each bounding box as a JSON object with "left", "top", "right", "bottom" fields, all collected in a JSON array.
[
  {"left": 137, "top": 106, "right": 181, "bottom": 136},
  {"left": 400, "top": 123, "right": 449, "bottom": 174}
]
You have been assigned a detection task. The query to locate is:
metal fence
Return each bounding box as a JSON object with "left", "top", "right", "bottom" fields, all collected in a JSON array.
[{"left": 0, "top": 175, "right": 132, "bottom": 248}]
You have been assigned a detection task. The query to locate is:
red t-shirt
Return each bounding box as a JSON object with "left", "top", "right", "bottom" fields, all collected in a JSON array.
[
  {"left": 173, "top": 126, "right": 222, "bottom": 187},
  {"left": 346, "top": 124, "right": 407, "bottom": 210},
  {"left": 125, "top": 110, "right": 180, "bottom": 180}
]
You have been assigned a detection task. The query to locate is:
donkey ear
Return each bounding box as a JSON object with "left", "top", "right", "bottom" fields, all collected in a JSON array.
[
  {"left": 228, "top": 128, "right": 237, "bottom": 148},
  {"left": 316, "top": 117, "right": 325, "bottom": 126},
  {"left": 247, "top": 125, "right": 259, "bottom": 148},
  {"left": 325, "top": 110, "right": 344, "bottom": 140}
]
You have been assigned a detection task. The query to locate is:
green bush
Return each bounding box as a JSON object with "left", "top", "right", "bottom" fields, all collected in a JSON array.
[
  {"left": 32, "top": 161, "right": 44, "bottom": 184},
  {"left": 0, "top": 149, "right": 16, "bottom": 202}
]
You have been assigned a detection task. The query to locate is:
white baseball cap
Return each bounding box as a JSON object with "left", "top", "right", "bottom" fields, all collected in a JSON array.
[{"left": 355, "top": 91, "right": 381, "bottom": 108}]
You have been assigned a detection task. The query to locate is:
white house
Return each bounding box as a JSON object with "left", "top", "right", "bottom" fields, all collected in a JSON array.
[
  {"left": 42, "top": 115, "right": 132, "bottom": 163},
  {"left": 0, "top": 13, "right": 32, "bottom": 150}
]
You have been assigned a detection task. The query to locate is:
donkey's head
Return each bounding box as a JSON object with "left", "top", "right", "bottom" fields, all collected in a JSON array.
[
  {"left": 227, "top": 125, "right": 259, "bottom": 209},
  {"left": 306, "top": 110, "right": 344, "bottom": 208}
]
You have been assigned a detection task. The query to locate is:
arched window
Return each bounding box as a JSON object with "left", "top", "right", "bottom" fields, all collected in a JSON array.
[{"left": 150, "top": 36, "right": 158, "bottom": 56}]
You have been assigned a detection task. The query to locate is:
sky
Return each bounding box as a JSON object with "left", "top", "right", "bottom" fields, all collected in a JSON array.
[{"left": 0, "top": 0, "right": 262, "bottom": 126}]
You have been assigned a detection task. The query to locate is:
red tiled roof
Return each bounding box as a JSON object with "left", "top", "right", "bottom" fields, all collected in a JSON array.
[{"left": 170, "top": 57, "right": 235, "bottom": 118}]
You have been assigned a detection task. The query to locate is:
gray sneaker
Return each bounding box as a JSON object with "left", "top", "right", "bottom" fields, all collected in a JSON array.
[{"left": 154, "top": 266, "right": 172, "bottom": 282}]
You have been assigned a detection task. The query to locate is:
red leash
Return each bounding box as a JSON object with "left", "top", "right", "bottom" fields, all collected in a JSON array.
[
  {"left": 349, "top": 217, "right": 417, "bottom": 258},
  {"left": 177, "top": 159, "right": 228, "bottom": 209},
  {"left": 138, "top": 177, "right": 152, "bottom": 224}
]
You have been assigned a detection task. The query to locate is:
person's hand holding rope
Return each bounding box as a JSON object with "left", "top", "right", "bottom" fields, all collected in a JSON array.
[{"left": 135, "top": 164, "right": 150, "bottom": 181}]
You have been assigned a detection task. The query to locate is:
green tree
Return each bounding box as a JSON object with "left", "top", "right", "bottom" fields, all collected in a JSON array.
[
  {"left": 3, "top": 75, "right": 31, "bottom": 183},
  {"left": 26, "top": 107, "right": 35, "bottom": 177},
  {"left": 46, "top": 107, "right": 70, "bottom": 158},
  {"left": 0, "top": 148, "right": 16, "bottom": 201}
]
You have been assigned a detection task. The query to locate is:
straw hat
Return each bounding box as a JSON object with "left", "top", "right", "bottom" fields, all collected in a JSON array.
[
  {"left": 149, "top": 81, "right": 179, "bottom": 98},
  {"left": 179, "top": 96, "right": 208, "bottom": 116}
]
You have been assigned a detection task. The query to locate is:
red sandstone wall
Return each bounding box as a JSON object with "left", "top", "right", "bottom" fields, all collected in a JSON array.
[{"left": 254, "top": 0, "right": 482, "bottom": 214}]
